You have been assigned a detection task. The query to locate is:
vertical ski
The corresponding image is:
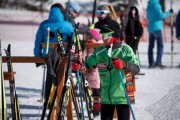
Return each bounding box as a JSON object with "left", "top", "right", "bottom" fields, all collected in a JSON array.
[
  {"left": 0, "top": 40, "right": 8, "bottom": 120},
  {"left": 4, "top": 44, "right": 22, "bottom": 120},
  {"left": 74, "top": 23, "right": 85, "bottom": 120},
  {"left": 81, "top": 72, "right": 94, "bottom": 120},
  {"left": 70, "top": 75, "right": 82, "bottom": 120},
  {"left": 58, "top": 34, "right": 74, "bottom": 120}
]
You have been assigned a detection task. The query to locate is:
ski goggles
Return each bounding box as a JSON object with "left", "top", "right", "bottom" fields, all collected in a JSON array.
[
  {"left": 101, "top": 33, "right": 113, "bottom": 40},
  {"left": 96, "top": 10, "right": 110, "bottom": 15}
]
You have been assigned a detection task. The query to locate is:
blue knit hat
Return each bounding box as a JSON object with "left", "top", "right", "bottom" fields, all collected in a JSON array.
[{"left": 69, "top": 2, "right": 81, "bottom": 13}]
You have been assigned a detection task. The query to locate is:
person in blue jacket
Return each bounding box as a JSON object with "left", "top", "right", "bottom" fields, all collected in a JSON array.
[
  {"left": 34, "top": 3, "right": 74, "bottom": 63},
  {"left": 147, "top": 0, "right": 173, "bottom": 68}
]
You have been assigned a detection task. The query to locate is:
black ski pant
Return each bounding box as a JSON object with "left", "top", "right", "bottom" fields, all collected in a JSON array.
[
  {"left": 101, "top": 104, "right": 130, "bottom": 120},
  {"left": 126, "top": 37, "right": 140, "bottom": 55}
]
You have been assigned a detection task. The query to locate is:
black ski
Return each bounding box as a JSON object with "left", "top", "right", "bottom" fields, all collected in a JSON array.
[
  {"left": 81, "top": 72, "right": 94, "bottom": 120},
  {"left": 4, "top": 44, "right": 21, "bottom": 120},
  {"left": 58, "top": 34, "right": 74, "bottom": 120},
  {"left": 70, "top": 75, "right": 82, "bottom": 120}
]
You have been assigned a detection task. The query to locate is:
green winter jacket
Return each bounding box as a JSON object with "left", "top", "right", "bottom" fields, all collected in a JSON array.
[{"left": 86, "top": 41, "right": 140, "bottom": 104}]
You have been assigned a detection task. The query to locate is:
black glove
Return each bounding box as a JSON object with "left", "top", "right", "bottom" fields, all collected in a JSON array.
[
  {"left": 35, "top": 63, "right": 44, "bottom": 67},
  {"left": 169, "top": 9, "right": 173, "bottom": 13}
]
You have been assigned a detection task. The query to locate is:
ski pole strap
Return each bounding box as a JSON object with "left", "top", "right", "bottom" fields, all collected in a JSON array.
[{"left": 118, "top": 71, "right": 136, "bottom": 120}]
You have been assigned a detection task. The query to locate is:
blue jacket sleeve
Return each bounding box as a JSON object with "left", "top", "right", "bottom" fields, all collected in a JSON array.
[
  {"left": 156, "top": 4, "right": 171, "bottom": 19},
  {"left": 34, "top": 24, "right": 43, "bottom": 57}
]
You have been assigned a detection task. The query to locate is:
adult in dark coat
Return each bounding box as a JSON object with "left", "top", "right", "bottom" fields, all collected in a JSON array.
[{"left": 125, "top": 6, "right": 143, "bottom": 54}]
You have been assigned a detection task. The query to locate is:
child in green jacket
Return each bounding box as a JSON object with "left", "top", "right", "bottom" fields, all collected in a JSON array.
[{"left": 72, "top": 24, "right": 140, "bottom": 120}]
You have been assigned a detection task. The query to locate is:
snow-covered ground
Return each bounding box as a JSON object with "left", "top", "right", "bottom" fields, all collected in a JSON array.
[
  {"left": 1, "top": 40, "right": 180, "bottom": 120},
  {"left": 1, "top": 9, "right": 180, "bottom": 120}
]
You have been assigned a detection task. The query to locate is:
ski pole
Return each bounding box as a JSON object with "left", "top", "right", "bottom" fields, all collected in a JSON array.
[
  {"left": 107, "top": 39, "right": 135, "bottom": 119},
  {"left": 42, "top": 27, "right": 50, "bottom": 101},
  {"left": 38, "top": 27, "right": 50, "bottom": 119},
  {"left": 118, "top": 71, "right": 136, "bottom": 120},
  {"left": 170, "top": 0, "right": 174, "bottom": 68},
  {"left": 92, "top": 0, "right": 97, "bottom": 24}
]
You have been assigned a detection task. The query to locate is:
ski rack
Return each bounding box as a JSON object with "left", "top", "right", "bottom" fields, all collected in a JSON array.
[
  {"left": 1, "top": 42, "right": 104, "bottom": 120},
  {"left": 2, "top": 42, "right": 145, "bottom": 119},
  {"left": 3, "top": 72, "right": 16, "bottom": 81}
]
